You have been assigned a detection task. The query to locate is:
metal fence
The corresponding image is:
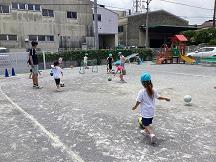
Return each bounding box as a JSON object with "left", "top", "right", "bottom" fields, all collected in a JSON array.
[{"left": 0, "top": 52, "right": 29, "bottom": 75}]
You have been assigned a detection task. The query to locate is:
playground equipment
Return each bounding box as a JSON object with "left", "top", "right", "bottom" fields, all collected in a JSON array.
[
  {"left": 114, "top": 53, "right": 142, "bottom": 65},
  {"left": 125, "top": 53, "right": 143, "bottom": 65},
  {"left": 156, "top": 35, "right": 195, "bottom": 64},
  {"left": 200, "top": 56, "right": 216, "bottom": 65}
]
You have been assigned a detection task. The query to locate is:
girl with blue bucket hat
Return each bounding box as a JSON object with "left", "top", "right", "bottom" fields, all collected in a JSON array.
[{"left": 132, "top": 72, "right": 170, "bottom": 144}]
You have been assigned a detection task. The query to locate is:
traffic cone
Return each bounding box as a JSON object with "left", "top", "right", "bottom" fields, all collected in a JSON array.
[
  {"left": 11, "top": 67, "right": 16, "bottom": 76},
  {"left": 5, "top": 69, "right": 9, "bottom": 77}
]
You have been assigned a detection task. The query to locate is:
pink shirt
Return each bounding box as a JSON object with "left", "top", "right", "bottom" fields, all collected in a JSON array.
[{"left": 116, "top": 65, "right": 123, "bottom": 71}]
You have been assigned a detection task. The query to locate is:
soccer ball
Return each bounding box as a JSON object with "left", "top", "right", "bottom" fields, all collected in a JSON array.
[
  {"left": 108, "top": 77, "right": 112, "bottom": 81},
  {"left": 60, "top": 82, "right": 65, "bottom": 87},
  {"left": 184, "top": 95, "right": 192, "bottom": 103}
]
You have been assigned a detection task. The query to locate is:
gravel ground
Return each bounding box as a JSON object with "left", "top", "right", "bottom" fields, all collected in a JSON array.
[{"left": 0, "top": 62, "right": 216, "bottom": 162}]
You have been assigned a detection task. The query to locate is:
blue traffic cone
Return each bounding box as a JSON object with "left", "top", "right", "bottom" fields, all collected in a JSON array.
[
  {"left": 11, "top": 67, "right": 16, "bottom": 76},
  {"left": 5, "top": 69, "right": 9, "bottom": 77}
]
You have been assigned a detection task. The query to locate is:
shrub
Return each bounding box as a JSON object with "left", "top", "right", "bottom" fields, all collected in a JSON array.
[{"left": 38, "top": 48, "right": 153, "bottom": 66}]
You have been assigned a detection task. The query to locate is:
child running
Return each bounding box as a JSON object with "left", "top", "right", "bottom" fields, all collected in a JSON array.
[
  {"left": 132, "top": 73, "right": 170, "bottom": 144},
  {"left": 51, "top": 61, "right": 63, "bottom": 92},
  {"left": 114, "top": 61, "right": 126, "bottom": 83},
  {"left": 107, "top": 53, "right": 113, "bottom": 73}
]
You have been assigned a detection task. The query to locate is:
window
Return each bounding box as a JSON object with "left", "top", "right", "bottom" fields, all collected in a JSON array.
[
  {"left": 0, "top": 5, "right": 10, "bottom": 13},
  {"left": 47, "top": 35, "right": 54, "bottom": 41},
  {"left": 67, "top": 11, "right": 77, "bottom": 19},
  {"left": 19, "top": 3, "right": 25, "bottom": 10},
  {"left": 28, "top": 4, "right": 34, "bottom": 11},
  {"left": 118, "top": 26, "right": 124, "bottom": 32},
  {"left": 38, "top": 35, "right": 45, "bottom": 41},
  {"left": 35, "top": 4, "right": 40, "bottom": 11},
  {"left": 28, "top": 35, "right": 54, "bottom": 42},
  {"left": 0, "top": 34, "right": 17, "bottom": 41},
  {"left": 12, "top": 3, "right": 18, "bottom": 9},
  {"left": 8, "top": 35, "right": 17, "bottom": 41},
  {"left": 12, "top": 3, "right": 40, "bottom": 11},
  {"left": 29, "top": 35, "right": 37, "bottom": 41},
  {"left": 42, "top": 9, "right": 48, "bottom": 16},
  {"left": 48, "top": 10, "right": 54, "bottom": 17},
  {"left": 42, "top": 9, "right": 54, "bottom": 17},
  {"left": 204, "top": 48, "right": 214, "bottom": 52},
  {"left": 93, "top": 14, "right": 101, "bottom": 21},
  {"left": 0, "top": 35, "right": 7, "bottom": 40},
  {"left": 98, "top": 14, "right": 101, "bottom": 21}
]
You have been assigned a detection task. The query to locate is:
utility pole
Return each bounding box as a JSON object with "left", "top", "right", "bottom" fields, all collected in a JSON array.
[
  {"left": 136, "top": 0, "right": 138, "bottom": 12},
  {"left": 94, "top": 0, "right": 99, "bottom": 49},
  {"left": 145, "top": 0, "right": 152, "bottom": 48},
  {"left": 213, "top": 0, "right": 216, "bottom": 27},
  {"left": 133, "top": 0, "right": 144, "bottom": 13}
]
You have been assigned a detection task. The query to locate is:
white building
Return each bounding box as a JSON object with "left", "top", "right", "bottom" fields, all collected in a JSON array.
[{"left": 94, "top": 5, "right": 118, "bottom": 49}]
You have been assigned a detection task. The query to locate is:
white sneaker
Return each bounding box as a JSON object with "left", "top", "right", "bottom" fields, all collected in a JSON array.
[
  {"left": 56, "top": 88, "right": 61, "bottom": 92},
  {"left": 36, "top": 85, "right": 42, "bottom": 89},
  {"left": 33, "top": 85, "right": 42, "bottom": 89},
  {"left": 140, "top": 130, "right": 148, "bottom": 136},
  {"left": 150, "top": 134, "right": 156, "bottom": 144}
]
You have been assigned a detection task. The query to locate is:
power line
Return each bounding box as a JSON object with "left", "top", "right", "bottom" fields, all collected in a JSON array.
[{"left": 159, "top": 0, "right": 213, "bottom": 11}]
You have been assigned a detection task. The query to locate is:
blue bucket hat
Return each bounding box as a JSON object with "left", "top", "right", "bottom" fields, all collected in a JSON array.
[
  {"left": 109, "top": 53, "right": 112, "bottom": 57},
  {"left": 141, "top": 73, "right": 151, "bottom": 81},
  {"left": 114, "top": 60, "right": 121, "bottom": 65}
]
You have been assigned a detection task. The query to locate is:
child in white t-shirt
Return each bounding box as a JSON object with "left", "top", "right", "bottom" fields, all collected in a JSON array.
[
  {"left": 51, "top": 61, "right": 63, "bottom": 91},
  {"left": 84, "top": 53, "right": 88, "bottom": 69},
  {"left": 132, "top": 73, "right": 170, "bottom": 144}
]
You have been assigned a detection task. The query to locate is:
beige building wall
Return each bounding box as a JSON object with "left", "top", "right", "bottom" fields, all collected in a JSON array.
[{"left": 0, "top": 0, "right": 94, "bottom": 52}]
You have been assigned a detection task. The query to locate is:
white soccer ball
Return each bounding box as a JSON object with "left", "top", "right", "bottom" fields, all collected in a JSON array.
[
  {"left": 184, "top": 95, "right": 192, "bottom": 103},
  {"left": 60, "top": 82, "right": 65, "bottom": 87},
  {"left": 108, "top": 76, "right": 112, "bottom": 81}
]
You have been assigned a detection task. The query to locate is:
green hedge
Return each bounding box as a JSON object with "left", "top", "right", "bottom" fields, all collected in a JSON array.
[
  {"left": 38, "top": 48, "right": 153, "bottom": 65},
  {"left": 181, "top": 27, "right": 216, "bottom": 45}
]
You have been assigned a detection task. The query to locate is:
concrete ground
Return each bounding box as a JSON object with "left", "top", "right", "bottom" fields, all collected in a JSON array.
[{"left": 0, "top": 62, "right": 216, "bottom": 162}]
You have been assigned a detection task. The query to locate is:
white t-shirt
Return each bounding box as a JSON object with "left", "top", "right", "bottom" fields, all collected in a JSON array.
[
  {"left": 120, "top": 55, "right": 126, "bottom": 63},
  {"left": 52, "top": 66, "right": 62, "bottom": 79},
  {"left": 136, "top": 89, "right": 160, "bottom": 118},
  {"left": 84, "top": 56, "right": 88, "bottom": 64}
]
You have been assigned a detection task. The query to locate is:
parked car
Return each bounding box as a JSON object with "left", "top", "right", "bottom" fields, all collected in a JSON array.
[
  {"left": 0, "top": 47, "right": 9, "bottom": 53},
  {"left": 186, "top": 47, "right": 216, "bottom": 58}
]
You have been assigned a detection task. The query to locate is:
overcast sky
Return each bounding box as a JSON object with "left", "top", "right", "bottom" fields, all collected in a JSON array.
[{"left": 97, "top": 0, "right": 214, "bottom": 25}]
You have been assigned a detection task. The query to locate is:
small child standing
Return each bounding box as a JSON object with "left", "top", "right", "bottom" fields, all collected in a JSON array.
[
  {"left": 51, "top": 61, "right": 63, "bottom": 92},
  {"left": 132, "top": 73, "right": 170, "bottom": 144},
  {"left": 84, "top": 53, "right": 88, "bottom": 69},
  {"left": 107, "top": 53, "right": 113, "bottom": 73}
]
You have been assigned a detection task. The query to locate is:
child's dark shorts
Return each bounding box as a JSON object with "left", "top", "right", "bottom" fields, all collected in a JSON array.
[
  {"left": 55, "top": 78, "right": 60, "bottom": 85},
  {"left": 142, "top": 117, "right": 153, "bottom": 126},
  {"left": 108, "top": 64, "right": 112, "bottom": 70}
]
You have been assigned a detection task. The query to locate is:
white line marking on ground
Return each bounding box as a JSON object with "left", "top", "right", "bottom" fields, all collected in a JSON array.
[{"left": 0, "top": 85, "right": 84, "bottom": 162}]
